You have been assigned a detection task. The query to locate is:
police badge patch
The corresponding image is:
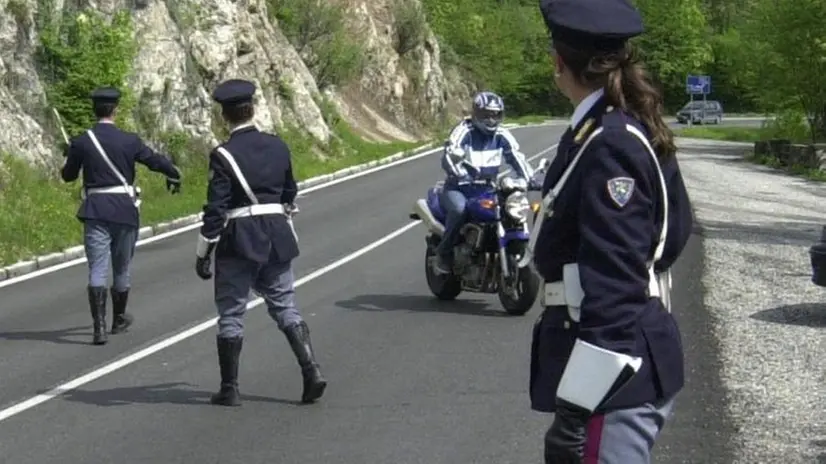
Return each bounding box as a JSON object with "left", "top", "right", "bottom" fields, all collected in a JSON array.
[{"left": 606, "top": 177, "right": 635, "bottom": 208}]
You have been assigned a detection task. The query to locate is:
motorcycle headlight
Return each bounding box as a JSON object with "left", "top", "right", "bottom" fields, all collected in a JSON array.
[{"left": 505, "top": 192, "right": 530, "bottom": 222}]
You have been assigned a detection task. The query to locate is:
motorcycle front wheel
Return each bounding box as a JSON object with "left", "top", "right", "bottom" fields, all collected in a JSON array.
[{"left": 497, "top": 244, "right": 540, "bottom": 316}]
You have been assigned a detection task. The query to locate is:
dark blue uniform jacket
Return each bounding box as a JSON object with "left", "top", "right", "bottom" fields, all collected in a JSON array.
[
  {"left": 61, "top": 122, "right": 180, "bottom": 228},
  {"left": 199, "top": 125, "right": 299, "bottom": 264},
  {"left": 530, "top": 97, "right": 694, "bottom": 413}
]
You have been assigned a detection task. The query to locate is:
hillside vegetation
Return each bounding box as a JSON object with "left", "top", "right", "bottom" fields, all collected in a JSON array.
[
  {"left": 0, "top": 0, "right": 823, "bottom": 267},
  {"left": 422, "top": 0, "right": 825, "bottom": 141}
]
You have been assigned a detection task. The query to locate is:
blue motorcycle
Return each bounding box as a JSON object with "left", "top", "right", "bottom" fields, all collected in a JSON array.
[{"left": 409, "top": 161, "right": 548, "bottom": 316}]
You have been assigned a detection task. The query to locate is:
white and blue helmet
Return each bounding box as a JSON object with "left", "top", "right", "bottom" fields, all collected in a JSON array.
[{"left": 471, "top": 91, "right": 505, "bottom": 134}]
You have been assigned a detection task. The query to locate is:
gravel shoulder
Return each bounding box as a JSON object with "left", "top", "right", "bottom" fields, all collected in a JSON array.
[{"left": 678, "top": 138, "right": 826, "bottom": 463}]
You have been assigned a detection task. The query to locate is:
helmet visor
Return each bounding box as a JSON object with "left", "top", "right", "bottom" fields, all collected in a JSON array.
[{"left": 476, "top": 108, "right": 503, "bottom": 129}]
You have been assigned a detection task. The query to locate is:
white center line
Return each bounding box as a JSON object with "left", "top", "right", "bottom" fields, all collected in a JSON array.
[
  {"left": 0, "top": 221, "right": 421, "bottom": 422},
  {"left": 0, "top": 142, "right": 560, "bottom": 423}
]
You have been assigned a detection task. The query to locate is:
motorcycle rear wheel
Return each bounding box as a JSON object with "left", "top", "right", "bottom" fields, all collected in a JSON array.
[{"left": 425, "top": 244, "right": 463, "bottom": 300}]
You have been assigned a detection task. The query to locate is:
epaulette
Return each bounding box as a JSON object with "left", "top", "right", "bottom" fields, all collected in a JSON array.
[{"left": 574, "top": 117, "right": 595, "bottom": 144}]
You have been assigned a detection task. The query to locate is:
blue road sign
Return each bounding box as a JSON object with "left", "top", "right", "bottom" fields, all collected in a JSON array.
[{"left": 686, "top": 75, "right": 711, "bottom": 95}]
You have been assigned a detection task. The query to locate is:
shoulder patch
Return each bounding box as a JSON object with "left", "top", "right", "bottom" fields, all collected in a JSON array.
[{"left": 606, "top": 177, "right": 635, "bottom": 208}]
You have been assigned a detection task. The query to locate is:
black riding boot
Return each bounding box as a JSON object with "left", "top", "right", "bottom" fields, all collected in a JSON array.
[
  {"left": 210, "top": 336, "right": 243, "bottom": 407},
  {"left": 284, "top": 321, "right": 327, "bottom": 403},
  {"left": 87, "top": 286, "right": 108, "bottom": 345},
  {"left": 110, "top": 288, "right": 133, "bottom": 334}
]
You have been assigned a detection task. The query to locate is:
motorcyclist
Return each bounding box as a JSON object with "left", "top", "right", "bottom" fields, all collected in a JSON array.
[{"left": 434, "top": 91, "right": 532, "bottom": 275}]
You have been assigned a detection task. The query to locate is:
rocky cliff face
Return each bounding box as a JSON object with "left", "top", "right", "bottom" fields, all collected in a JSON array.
[{"left": 0, "top": 0, "right": 471, "bottom": 164}]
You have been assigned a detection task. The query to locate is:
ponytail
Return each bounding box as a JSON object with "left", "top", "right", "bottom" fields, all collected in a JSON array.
[
  {"left": 554, "top": 41, "right": 676, "bottom": 159},
  {"left": 604, "top": 48, "right": 676, "bottom": 159}
]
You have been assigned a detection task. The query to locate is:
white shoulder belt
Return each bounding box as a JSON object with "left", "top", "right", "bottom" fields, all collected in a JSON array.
[
  {"left": 196, "top": 146, "right": 298, "bottom": 257},
  {"left": 83, "top": 130, "right": 142, "bottom": 208},
  {"left": 522, "top": 124, "right": 672, "bottom": 318}
]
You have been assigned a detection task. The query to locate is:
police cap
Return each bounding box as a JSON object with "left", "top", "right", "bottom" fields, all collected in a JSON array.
[
  {"left": 539, "top": 0, "right": 644, "bottom": 50},
  {"left": 212, "top": 79, "right": 256, "bottom": 106},
  {"left": 90, "top": 86, "right": 121, "bottom": 103}
]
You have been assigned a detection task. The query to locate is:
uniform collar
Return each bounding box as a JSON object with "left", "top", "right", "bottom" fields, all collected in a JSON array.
[
  {"left": 231, "top": 122, "right": 257, "bottom": 134},
  {"left": 570, "top": 88, "right": 604, "bottom": 129}
]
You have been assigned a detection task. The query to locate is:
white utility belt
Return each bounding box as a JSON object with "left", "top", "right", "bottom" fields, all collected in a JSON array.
[
  {"left": 225, "top": 203, "right": 286, "bottom": 220},
  {"left": 81, "top": 185, "right": 142, "bottom": 208},
  {"left": 541, "top": 263, "right": 673, "bottom": 319},
  {"left": 82, "top": 185, "right": 140, "bottom": 197}
]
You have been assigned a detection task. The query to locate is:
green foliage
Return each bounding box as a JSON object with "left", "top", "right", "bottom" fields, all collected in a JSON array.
[
  {"left": 732, "top": 0, "right": 826, "bottom": 141},
  {"left": 421, "top": 0, "right": 560, "bottom": 115},
  {"left": 393, "top": 0, "right": 428, "bottom": 55},
  {"left": 633, "top": 0, "right": 713, "bottom": 108},
  {"left": 267, "top": 0, "right": 364, "bottom": 89},
  {"left": 419, "top": 0, "right": 823, "bottom": 134},
  {"left": 6, "top": 0, "right": 31, "bottom": 28},
  {"left": 0, "top": 150, "right": 208, "bottom": 266},
  {"left": 37, "top": 10, "right": 137, "bottom": 138},
  {"left": 674, "top": 126, "right": 764, "bottom": 142}
]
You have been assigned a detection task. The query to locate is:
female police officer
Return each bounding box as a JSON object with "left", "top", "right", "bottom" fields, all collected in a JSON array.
[{"left": 524, "top": 0, "right": 694, "bottom": 461}]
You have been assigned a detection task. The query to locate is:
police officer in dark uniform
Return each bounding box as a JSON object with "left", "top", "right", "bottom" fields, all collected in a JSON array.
[
  {"left": 195, "top": 79, "right": 327, "bottom": 407},
  {"left": 520, "top": 0, "right": 694, "bottom": 461},
  {"left": 62, "top": 86, "right": 181, "bottom": 346}
]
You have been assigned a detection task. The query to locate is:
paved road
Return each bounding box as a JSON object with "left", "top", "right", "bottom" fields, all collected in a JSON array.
[{"left": 0, "top": 120, "right": 751, "bottom": 463}]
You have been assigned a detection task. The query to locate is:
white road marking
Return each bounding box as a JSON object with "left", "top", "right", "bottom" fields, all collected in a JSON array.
[
  {"left": 0, "top": 124, "right": 562, "bottom": 289},
  {"left": 0, "top": 143, "right": 559, "bottom": 422},
  {"left": 0, "top": 145, "right": 441, "bottom": 288},
  {"left": 0, "top": 220, "right": 422, "bottom": 422}
]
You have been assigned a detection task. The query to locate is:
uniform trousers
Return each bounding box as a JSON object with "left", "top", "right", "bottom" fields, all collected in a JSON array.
[
  {"left": 83, "top": 219, "right": 138, "bottom": 290},
  {"left": 214, "top": 255, "right": 303, "bottom": 339},
  {"left": 582, "top": 395, "right": 675, "bottom": 463}
]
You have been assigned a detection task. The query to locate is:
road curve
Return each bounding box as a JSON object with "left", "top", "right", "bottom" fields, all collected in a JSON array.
[{"left": 0, "top": 121, "right": 737, "bottom": 463}]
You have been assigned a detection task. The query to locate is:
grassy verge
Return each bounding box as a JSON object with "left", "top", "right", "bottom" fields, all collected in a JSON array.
[
  {"left": 0, "top": 128, "right": 420, "bottom": 267},
  {"left": 746, "top": 150, "right": 826, "bottom": 182},
  {"left": 673, "top": 126, "right": 764, "bottom": 142},
  {"left": 674, "top": 124, "right": 826, "bottom": 182}
]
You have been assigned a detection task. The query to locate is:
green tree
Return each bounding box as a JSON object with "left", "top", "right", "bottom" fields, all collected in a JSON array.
[
  {"left": 633, "top": 0, "right": 713, "bottom": 108},
  {"left": 37, "top": 10, "right": 137, "bottom": 137},
  {"left": 737, "top": 0, "right": 826, "bottom": 141}
]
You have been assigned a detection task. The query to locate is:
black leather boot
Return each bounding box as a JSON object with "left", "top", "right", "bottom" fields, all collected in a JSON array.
[
  {"left": 110, "top": 288, "right": 133, "bottom": 334},
  {"left": 284, "top": 321, "right": 327, "bottom": 403},
  {"left": 210, "top": 336, "right": 243, "bottom": 407},
  {"left": 87, "top": 286, "right": 108, "bottom": 345}
]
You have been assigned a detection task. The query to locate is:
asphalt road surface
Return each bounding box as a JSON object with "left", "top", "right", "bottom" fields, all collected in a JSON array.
[{"left": 0, "top": 119, "right": 762, "bottom": 463}]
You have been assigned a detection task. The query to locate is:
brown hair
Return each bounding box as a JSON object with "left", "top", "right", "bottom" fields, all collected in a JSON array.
[{"left": 553, "top": 40, "right": 676, "bottom": 159}]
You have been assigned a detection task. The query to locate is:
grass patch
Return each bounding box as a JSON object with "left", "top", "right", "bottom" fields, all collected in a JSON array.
[
  {"left": 675, "top": 122, "right": 826, "bottom": 182},
  {"left": 673, "top": 126, "right": 764, "bottom": 142},
  {"left": 0, "top": 124, "right": 422, "bottom": 267},
  {"left": 745, "top": 150, "right": 826, "bottom": 182}
]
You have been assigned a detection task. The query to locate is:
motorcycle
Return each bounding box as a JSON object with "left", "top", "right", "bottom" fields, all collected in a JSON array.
[{"left": 409, "top": 159, "right": 550, "bottom": 316}]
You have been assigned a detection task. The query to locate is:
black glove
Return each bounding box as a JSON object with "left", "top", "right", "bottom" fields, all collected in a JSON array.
[
  {"left": 166, "top": 177, "right": 181, "bottom": 194},
  {"left": 544, "top": 402, "right": 590, "bottom": 464},
  {"left": 195, "top": 255, "right": 212, "bottom": 280}
]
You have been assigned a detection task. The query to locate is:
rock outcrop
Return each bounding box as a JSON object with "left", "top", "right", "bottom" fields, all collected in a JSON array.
[{"left": 0, "top": 0, "right": 471, "bottom": 163}]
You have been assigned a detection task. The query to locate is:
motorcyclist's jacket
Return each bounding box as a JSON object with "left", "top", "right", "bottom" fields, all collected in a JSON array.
[{"left": 440, "top": 118, "right": 531, "bottom": 190}]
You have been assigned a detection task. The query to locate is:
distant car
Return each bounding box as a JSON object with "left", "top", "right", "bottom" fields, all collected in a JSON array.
[{"left": 676, "top": 100, "right": 723, "bottom": 124}]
